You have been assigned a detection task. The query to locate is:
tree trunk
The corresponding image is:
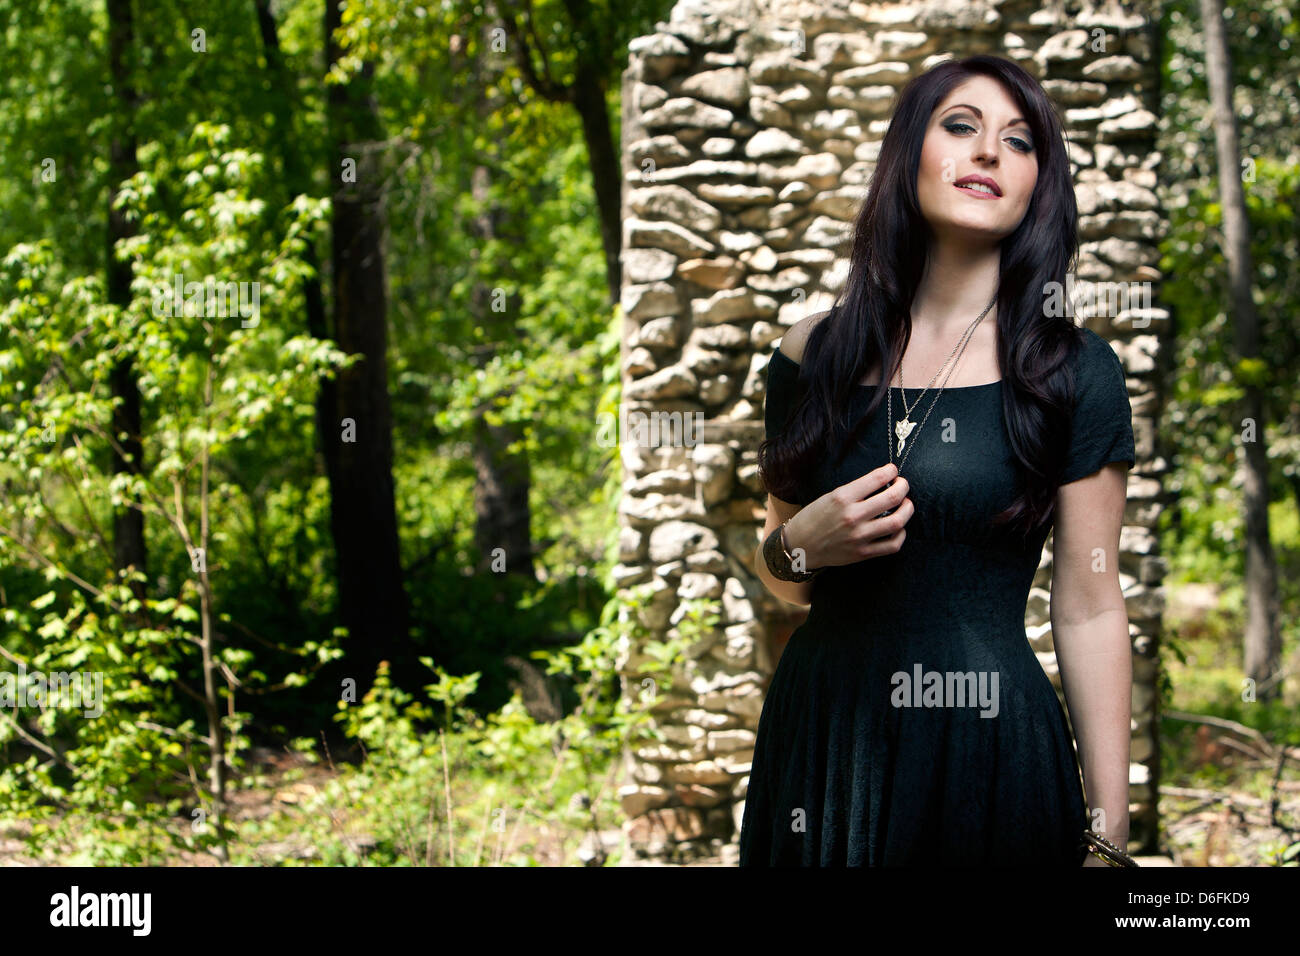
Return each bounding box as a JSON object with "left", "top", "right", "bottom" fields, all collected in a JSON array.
[
  {"left": 252, "top": 0, "right": 339, "bottom": 549},
  {"left": 569, "top": 57, "right": 622, "bottom": 302},
  {"left": 106, "top": 0, "right": 146, "bottom": 608},
  {"left": 324, "top": 0, "right": 414, "bottom": 691},
  {"left": 468, "top": 44, "right": 536, "bottom": 584},
  {"left": 252, "top": 0, "right": 331, "bottom": 346},
  {"left": 492, "top": 0, "right": 625, "bottom": 301},
  {"left": 1199, "top": 0, "right": 1282, "bottom": 696}
]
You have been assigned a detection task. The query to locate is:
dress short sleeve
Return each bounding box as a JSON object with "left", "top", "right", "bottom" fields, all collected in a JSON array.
[
  {"left": 763, "top": 348, "right": 810, "bottom": 504},
  {"left": 1060, "top": 328, "right": 1136, "bottom": 484},
  {"left": 764, "top": 348, "right": 802, "bottom": 442}
]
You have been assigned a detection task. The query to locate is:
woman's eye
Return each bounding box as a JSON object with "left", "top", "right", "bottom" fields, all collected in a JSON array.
[{"left": 943, "top": 121, "right": 1034, "bottom": 153}]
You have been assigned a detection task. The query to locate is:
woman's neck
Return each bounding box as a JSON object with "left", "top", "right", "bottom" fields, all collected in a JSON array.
[{"left": 909, "top": 240, "right": 1001, "bottom": 338}]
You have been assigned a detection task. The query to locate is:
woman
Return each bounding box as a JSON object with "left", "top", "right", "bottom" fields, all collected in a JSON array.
[{"left": 739, "top": 54, "right": 1136, "bottom": 866}]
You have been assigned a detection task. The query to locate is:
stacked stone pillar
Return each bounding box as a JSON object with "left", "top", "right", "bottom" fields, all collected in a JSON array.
[{"left": 615, "top": 0, "right": 1167, "bottom": 864}]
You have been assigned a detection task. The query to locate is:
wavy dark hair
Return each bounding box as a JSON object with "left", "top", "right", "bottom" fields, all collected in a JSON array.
[{"left": 758, "top": 53, "right": 1089, "bottom": 539}]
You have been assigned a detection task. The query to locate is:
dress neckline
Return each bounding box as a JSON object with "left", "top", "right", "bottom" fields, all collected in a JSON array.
[{"left": 772, "top": 348, "right": 1003, "bottom": 391}]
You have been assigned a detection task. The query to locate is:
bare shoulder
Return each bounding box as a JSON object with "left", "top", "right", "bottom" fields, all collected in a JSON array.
[{"left": 778, "top": 309, "right": 833, "bottom": 365}]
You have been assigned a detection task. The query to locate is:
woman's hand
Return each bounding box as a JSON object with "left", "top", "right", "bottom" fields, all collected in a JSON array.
[{"left": 782, "top": 462, "right": 914, "bottom": 570}]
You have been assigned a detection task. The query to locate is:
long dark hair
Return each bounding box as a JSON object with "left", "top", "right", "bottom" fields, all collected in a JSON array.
[{"left": 758, "top": 54, "right": 1087, "bottom": 539}]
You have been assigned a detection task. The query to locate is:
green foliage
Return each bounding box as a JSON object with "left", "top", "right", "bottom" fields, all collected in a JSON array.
[
  {"left": 1155, "top": 1, "right": 1300, "bottom": 727},
  {"left": 0, "top": 0, "right": 674, "bottom": 864},
  {"left": 1158, "top": 618, "right": 1300, "bottom": 865},
  {"left": 1158, "top": 0, "right": 1300, "bottom": 587},
  {"left": 0, "top": 121, "right": 346, "bottom": 860},
  {"left": 236, "top": 582, "right": 698, "bottom": 866}
]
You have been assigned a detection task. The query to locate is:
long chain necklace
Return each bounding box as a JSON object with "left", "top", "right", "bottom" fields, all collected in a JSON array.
[{"left": 887, "top": 293, "right": 998, "bottom": 472}]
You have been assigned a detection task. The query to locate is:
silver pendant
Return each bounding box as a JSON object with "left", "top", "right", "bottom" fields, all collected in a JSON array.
[{"left": 895, "top": 417, "right": 915, "bottom": 455}]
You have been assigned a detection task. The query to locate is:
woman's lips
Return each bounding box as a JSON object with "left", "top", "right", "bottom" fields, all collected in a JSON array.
[{"left": 953, "top": 182, "right": 1001, "bottom": 200}]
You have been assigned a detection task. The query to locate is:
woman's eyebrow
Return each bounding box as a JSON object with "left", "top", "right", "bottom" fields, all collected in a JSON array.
[{"left": 939, "top": 103, "right": 1030, "bottom": 128}]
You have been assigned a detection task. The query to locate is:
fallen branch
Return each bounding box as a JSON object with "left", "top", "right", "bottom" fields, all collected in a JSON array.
[{"left": 1162, "top": 710, "right": 1300, "bottom": 761}]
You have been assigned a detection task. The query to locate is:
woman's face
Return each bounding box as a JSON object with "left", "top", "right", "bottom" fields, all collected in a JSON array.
[{"left": 916, "top": 74, "right": 1039, "bottom": 244}]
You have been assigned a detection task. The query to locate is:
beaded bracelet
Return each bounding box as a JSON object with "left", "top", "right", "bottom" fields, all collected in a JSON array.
[{"left": 1081, "top": 830, "right": 1139, "bottom": 867}]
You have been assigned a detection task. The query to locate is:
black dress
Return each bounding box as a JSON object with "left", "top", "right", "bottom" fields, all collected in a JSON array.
[{"left": 738, "top": 326, "right": 1136, "bottom": 866}]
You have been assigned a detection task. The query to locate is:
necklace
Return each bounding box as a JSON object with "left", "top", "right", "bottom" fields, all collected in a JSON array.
[{"left": 887, "top": 294, "right": 998, "bottom": 470}]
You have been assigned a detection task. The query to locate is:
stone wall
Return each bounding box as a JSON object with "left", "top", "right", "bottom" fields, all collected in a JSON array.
[{"left": 614, "top": 0, "right": 1168, "bottom": 864}]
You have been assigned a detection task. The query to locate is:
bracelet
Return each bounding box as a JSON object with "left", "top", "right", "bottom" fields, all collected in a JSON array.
[
  {"left": 1080, "top": 829, "right": 1139, "bottom": 867},
  {"left": 762, "top": 518, "right": 823, "bottom": 583}
]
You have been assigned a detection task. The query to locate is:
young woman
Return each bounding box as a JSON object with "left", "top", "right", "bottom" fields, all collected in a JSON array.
[{"left": 740, "top": 54, "right": 1136, "bottom": 866}]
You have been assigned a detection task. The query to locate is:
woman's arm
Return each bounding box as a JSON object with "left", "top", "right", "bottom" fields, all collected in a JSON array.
[
  {"left": 1050, "top": 461, "right": 1133, "bottom": 850},
  {"left": 753, "top": 493, "right": 815, "bottom": 607},
  {"left": 753, "top": 313, "right": 826, "bottom": 608}
]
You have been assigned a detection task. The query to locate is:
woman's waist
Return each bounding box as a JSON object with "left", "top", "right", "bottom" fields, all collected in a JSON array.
[
  {"left": 782, "top": 619, "right": 1059, "bottom": 702},
  {"left": 797, "top": 605, "right": 1040, "bottom": 659},
  {"left": 807, "top": 553, "right": 1034, "bottom": 626}
]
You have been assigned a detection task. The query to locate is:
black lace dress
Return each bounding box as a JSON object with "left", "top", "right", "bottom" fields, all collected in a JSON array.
[{"left": 738, "top": 326, "right": 1135, "bottom": 866}]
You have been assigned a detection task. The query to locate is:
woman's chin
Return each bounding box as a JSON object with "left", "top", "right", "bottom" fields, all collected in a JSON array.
[{"left": 928, "top": 216, "right": 1013, "bottom": 246}]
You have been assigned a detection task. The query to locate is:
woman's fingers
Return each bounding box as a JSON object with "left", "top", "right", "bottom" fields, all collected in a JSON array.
[{"left": 861, "top": 526, "right": 906, "bottom": 558}]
